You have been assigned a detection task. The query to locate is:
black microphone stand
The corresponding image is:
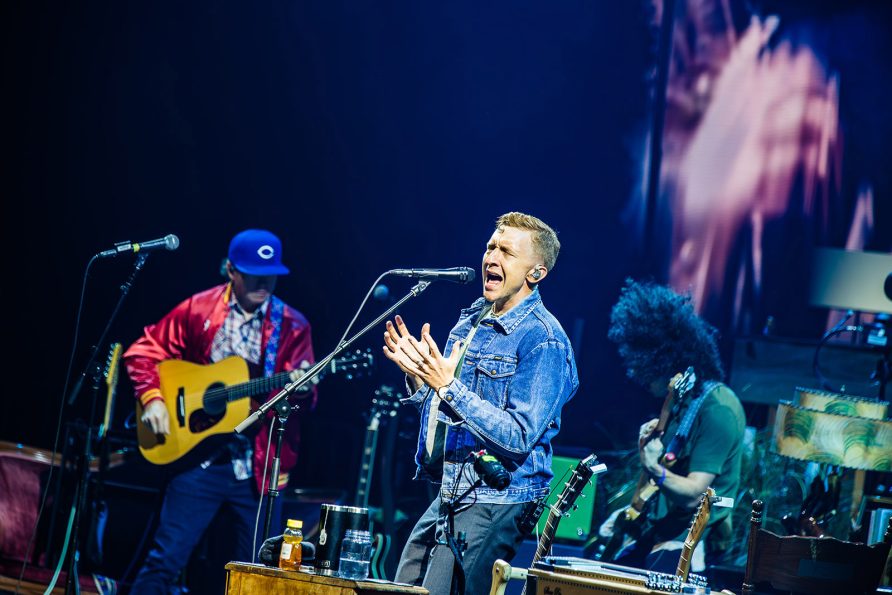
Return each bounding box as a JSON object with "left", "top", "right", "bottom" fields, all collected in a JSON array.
[
  {"left": 261, "top": 397, "right": 293, "bottom": 545},
  {"left": 67, "top": 253, "right": 149, "bottom": 407},
  {"left": 59, "top": 252, "right": 150, "bottom": 594},
  {"left": 238, "top": 280, "right": 432, "bottom": 542},
  {"left": 440, "top": 478, "right": 484, "bottom": 595}
]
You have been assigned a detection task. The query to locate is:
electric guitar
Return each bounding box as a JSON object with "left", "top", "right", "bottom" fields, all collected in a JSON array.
[
  {"left": 99, "top": 342, "right": 122, "bottom": 441},
  {"left": 676, "top": 487, "right": 716, "bottom": 583},
  {"left": 351, "top": 385, "right": 401, "bottom": 580},
  {"left": 136, "top": 349, "right": 374, "bottom": 465},
  {"left": 597, "top": 367, "right": 697, "bottom": 562}
]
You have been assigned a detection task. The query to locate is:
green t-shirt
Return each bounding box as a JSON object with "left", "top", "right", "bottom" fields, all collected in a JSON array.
[{"left": 651, "top": 383, "right": 745, "bottom": 549}]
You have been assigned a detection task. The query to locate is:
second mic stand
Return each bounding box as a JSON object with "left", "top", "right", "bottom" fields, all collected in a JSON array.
[
  {"left": 58, "top": 252, "right": 149, "bottom": 595},
  {"left": 238, "top": 280, "right": 431, "bottom": 541}
]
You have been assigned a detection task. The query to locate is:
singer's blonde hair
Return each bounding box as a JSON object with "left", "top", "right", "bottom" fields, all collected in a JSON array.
[{"left": 495, "top": 212, "right": 560, "bottom": 270}]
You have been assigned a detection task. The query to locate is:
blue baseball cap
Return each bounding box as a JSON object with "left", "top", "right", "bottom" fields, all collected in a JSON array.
[{"left": 228, "top": 229, "right": 290, "bottom": 276}]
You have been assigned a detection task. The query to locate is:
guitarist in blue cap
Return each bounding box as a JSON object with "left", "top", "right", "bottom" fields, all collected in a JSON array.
[
  {"left": 597, "top": 279, "right": 745, "bottom": 575},
  {"left": 124, "top": 228, "right": 317, "bottom": 595}
]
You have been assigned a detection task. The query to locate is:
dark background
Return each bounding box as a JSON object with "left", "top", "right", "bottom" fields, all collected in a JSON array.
[
  {"left": 3, "top": 1, "right": 891, "bottom": 591},
  {"left": 3, "top": 1, "right": 654, "bottom": 483}
]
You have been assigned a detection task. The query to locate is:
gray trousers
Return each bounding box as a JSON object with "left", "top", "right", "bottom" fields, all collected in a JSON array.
[{"left": 395, "top": 496, "right": 529, "bottom": 595}]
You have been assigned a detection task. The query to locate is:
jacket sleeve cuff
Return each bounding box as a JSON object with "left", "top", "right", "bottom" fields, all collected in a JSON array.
[
  {"left": 402, "top": 377, "right": 432, "bottom": 407},
  {"left": 139, "top": 389, "right": 164, "bottom": 407}
]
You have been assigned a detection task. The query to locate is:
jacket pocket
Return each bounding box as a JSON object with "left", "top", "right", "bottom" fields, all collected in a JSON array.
[{"left": 475, "top": 356, "right": 517, "bottom": 406}]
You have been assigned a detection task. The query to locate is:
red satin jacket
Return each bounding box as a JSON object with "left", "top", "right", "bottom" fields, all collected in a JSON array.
[{"left": 124, "top": 283, "right": 316, "bottom": 492}]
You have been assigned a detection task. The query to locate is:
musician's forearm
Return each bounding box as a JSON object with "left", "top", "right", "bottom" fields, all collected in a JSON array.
[{"left": 646, "top": 464, "right": 709, "bottom": 509}]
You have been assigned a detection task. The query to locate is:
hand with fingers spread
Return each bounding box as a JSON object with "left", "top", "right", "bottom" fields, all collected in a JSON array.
[
  {"left": 383, "top": 315, "right": 431, "bottom": 391},
  {"left": 383, "top": 315, "right": 462, "bottom": 392},
  {"left": 414, "top": 328, "right": 464, "bottom": 391}
]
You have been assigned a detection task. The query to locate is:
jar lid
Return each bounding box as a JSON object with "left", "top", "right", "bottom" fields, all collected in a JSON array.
[{"left": 286, "top": 519, "right": 303, "bottom": 529}]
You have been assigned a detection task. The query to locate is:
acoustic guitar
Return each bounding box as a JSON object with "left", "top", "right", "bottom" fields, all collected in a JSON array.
[
  {"left": 136, "top": 349, "right": 373, "bottom": 466},
  {"left": 504, "top": 453, "right": 603, "bottom": 595},
  {"left": 597, "top": 367, "right": 697, "bottom": 562},
  {"left": 532, "top": 454, "right": 601, "bottom": 566}
]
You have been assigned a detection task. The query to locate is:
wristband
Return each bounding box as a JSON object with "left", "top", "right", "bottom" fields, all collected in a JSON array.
[{"left": 655, "top": 466, "right": 667, "bottom": 487}]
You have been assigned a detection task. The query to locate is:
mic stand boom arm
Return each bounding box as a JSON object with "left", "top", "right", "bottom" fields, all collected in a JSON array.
[{"left": 235, "top": 280, "right": 430, "bottom": 434}]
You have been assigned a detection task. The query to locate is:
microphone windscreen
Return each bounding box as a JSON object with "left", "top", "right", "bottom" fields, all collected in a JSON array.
[{"left": 373, "top": 284, "right": 390, "bottom": 301}]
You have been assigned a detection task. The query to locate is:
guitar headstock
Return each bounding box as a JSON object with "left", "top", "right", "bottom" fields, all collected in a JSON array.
[
  {"left": 672, "top": 366, "right": 697, "bottom": 400},
  {"left": 684, "top": 486, "right": 716, "bottom": 549},
  {"left": 553, "top": 454, "right": 599, "bottom": 517},
  {"left": 370, "top": 384, "right": 401, "bottom": 419},
  {"left": 100, "top": 343, "right": 122, "bottom": 440},
  {"left": 103, "top": 342, "right": 123, "bottom": 389},
  {"left": 332, "top": 348, "right": 376, "bottom": 380}
]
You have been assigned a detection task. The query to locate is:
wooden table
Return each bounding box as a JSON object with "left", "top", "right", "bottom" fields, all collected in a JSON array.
[{"left": 225, "top": 562, "right": 429, "bottom": 594}]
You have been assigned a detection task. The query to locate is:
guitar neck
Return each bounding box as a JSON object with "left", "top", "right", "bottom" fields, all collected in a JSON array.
[
  {"left": 354, "top": 416, "right": 380, "bottom": 509},
  {"left": 676, "top": 544, "right": 693, "bottom": 581},
  {"left": 533, "top": 509, "right": 560, "bottom": 564},
  {"left": 222, "top": 368, "right": 322, "bottom": 403}
]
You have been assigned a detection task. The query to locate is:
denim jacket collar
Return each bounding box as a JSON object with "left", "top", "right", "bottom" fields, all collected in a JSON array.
[{"left": 460, "top": 287, "right": 542, "bottom": 335}]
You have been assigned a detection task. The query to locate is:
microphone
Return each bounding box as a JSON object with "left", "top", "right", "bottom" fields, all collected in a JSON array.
[
  {"left": 389, "top": 267, "right": 476, "bottom": 284},
  {"left": 97, "top": 234, "right": 180, "bottom": 259},
  {"left": 471, "top": 449, "right": 511, "bottom": 490}
]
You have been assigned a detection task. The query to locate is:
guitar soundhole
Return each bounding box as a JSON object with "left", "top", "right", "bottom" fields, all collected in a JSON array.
[
  {"left": 189, "top": 409, "right": 224, "bottom": 433},
  {"left": 189, "top": 382, "right": 227, "bottom": 432},
  {"left": 202, "top": 382, "right": 227, "bottom": 416}
]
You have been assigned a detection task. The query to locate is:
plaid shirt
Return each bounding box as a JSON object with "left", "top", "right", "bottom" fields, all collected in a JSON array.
[{"left": 209, "top": 296, "right": 269, "bottom": 365}]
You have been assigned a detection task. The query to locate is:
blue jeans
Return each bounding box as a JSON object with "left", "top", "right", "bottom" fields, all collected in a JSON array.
[{"left": 129, "top": 462, "right": 280, "bottom": 595}]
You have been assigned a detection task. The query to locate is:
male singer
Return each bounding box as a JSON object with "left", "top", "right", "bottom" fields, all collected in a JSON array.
[{"left": 383, "top": 212, "right": 578, "bottom": 594}]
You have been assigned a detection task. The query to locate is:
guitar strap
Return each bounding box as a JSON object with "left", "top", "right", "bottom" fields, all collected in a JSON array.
[
  {"left": 663, "top": 380, "right": 720, "bottom": 462},
  {"left": 263, "top": 296, "right": 285, "bottom": 378},
  {"left": 422, "top": 303, "right": 492, "bottom": 476},
  {"left": 226, "top": 296, "right": 284, "bottom": 480}
]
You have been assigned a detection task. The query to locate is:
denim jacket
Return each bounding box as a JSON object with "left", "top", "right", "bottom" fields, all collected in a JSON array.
[{"left": 403, "top": 288, "right": 579, "bottom": 504}]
